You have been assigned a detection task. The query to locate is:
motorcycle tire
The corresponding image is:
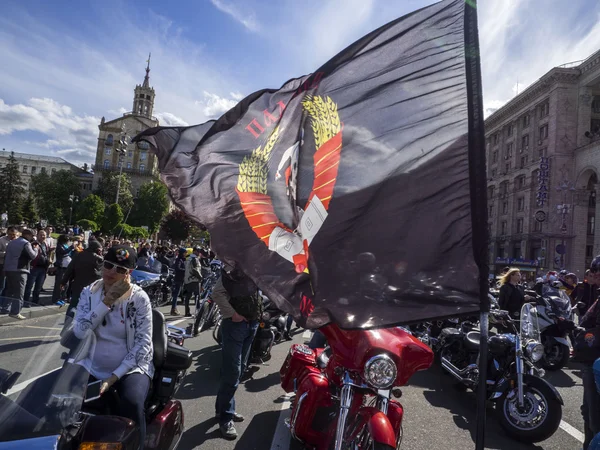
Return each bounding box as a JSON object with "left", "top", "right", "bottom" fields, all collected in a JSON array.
[
  {"left": 159, "top": 289, "right": 170, "bottom": 307},
  {"left": 371, "top": 444, "right": 394, "bottom": 450},
  {"left": 497, "top": 379, "right": 562, "bottom": 443},
  {"left": 193, "top": 302, "right": 210, "bottom": 336},
  {"left": 542, "top": 341, "right": 570, "bottom": 371}
]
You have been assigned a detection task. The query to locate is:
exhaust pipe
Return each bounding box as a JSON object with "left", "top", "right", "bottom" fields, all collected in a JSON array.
[{"left": 441, "top": 357, "right": 478, "bottom": 384}]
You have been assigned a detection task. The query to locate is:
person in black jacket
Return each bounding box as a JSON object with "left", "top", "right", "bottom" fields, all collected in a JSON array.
[
  {"left": 170, "top": 248, "right": 186, "bottom": 315},
  {"left": 52, "top": 235, "right": 74, "bottom": 303},
  {"left": 498, "top": 268, "right": 533, "bottom": 318},
  {"left": 61, "top": 240, "right": 103, "bottom": 316}
]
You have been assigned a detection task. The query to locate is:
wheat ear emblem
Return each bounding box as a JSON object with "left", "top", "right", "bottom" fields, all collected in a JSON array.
[
  {"left": 301, "top": 95, "right": 341, "bottom": 148},
  {"left": 237, "top": 126, "right": 280, "bottom": 194}
]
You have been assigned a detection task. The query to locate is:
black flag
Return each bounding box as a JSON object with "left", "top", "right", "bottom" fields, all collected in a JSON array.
[{"left": 135, "top": 0, "right": 488, "bottom": 330}]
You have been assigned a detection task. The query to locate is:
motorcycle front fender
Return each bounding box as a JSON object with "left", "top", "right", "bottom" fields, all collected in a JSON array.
[
  {"left": 549, "top": 336, "right": 570, "bottom": 347},
  {"left": 357, "top": 407, "right": 397, "bottom": 448},
  {"left": 492, "top": 374, "right": 564, "bottom": 406}
]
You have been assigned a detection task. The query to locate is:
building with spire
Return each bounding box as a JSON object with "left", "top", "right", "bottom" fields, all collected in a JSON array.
[{"left": 92, "top": 54, "right": 160, "bottom": 196}]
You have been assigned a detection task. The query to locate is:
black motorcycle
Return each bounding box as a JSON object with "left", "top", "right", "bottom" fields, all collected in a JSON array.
[
  {"left": 436, "top": 305, "right": 563, "bottom": 443},
  {"left": 250, "top": 297, "right": 287, "bottom": 363}
]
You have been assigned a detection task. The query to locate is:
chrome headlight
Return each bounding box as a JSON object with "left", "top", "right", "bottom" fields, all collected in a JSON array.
[
  {"left": 525, "top": 341, "right": 544, "bottom": 362},
  {"left": 364, "top": 354, "right": 397, "bottom": 389}
]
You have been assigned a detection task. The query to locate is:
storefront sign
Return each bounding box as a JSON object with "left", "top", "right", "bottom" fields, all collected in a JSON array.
[
  {"left": 495, "top": 257, "right": 540, "bottom": 267},
  {"left": 536, "top": 157, "right": 550, "bottom": 207}
]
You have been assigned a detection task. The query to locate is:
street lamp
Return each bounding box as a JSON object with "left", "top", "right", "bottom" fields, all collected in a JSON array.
[
  {"left": 115, "top": 125, "right": 129, "bottom": 205},
  {"left": 68, "top": 194, "right": 79, "bottom": 226}
]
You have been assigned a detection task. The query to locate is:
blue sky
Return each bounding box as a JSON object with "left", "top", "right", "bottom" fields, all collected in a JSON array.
[{"left": 1, "top": 0, "right": 599, "bottom": 167}]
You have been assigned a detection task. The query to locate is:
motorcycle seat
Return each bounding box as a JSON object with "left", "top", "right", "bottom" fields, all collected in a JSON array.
[
  {"left": 152, "top": 309, "right": 168, "bottom": 369},
  {"left": 464, "top": 331, "right": 481, "bottom": 351}
]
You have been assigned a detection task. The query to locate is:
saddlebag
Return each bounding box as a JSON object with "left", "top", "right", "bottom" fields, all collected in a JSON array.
[{"left": 155, "top": 342, "right": 192, "bottom": 402}]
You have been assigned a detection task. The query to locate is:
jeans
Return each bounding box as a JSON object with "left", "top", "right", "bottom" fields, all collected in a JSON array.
[
  {"left": 0, "top": 264, "right": 5, "bottom": 297},
  {"left": 183, "top": 281, "right": 200, "bottom": 315},
  {"left": 24, "top": 267, "right": 47, "bottom": 305},
  {"left": 171, "top": 280, "right": 183, "bottom": 310},
  {"left": 4, "top": 272, "right": 27, "bottom": 315},
  {"left": 285, "top": 315, "right": 294, "bottom": 333},
  {"left": 90, "top": 372, "right": 151, "bottom": 449},
  {"left": 215, "top": 319, "right": 259, "bottom": 425},
  {"left": 52, "top": 267, "right": 67, "bottom": 302},
  {"left": 583, "top": 366, "right": 600, "bottom": 449}
]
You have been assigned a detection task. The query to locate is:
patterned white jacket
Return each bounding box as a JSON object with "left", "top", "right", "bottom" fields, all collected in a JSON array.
[{"left": 74, "top": 280, "right": 155, "bottom": 380}]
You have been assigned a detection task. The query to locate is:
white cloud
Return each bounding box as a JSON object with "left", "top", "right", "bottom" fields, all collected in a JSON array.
[
  {"left": 209, "top": 0, "right": 260, "bottom": 32},
  {"left": 0, "top": 97, "right": 99, "bottom": 161},
  {"left": 230, "top": 91, "right": 244, "bottom": 101},
  {"left": 196, "top": 91, "right": 239, "bottom": 119},
  {"left": 155, "top": 112, "right": 189, "bottom": 127},
  {"left": 478, "top": 0, "right": 600, "bottom": 117}
]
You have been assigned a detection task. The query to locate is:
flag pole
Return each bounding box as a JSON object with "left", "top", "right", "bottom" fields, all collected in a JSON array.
[{"left": 462, "top": 1, "right": 489, "bottom": 448}]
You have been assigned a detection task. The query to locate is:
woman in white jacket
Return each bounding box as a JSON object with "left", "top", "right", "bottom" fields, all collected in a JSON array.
[{"left": 74, "top": 245, "right": 154, "bottom": 448}]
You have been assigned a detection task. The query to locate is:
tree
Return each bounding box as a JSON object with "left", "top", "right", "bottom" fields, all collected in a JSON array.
[
  {"left": 95, "top": 173, "right": 134, "bottom": 213},
  {"left": 114, "top": 223, "right": 133, "bottom": 238},
  {"left": 160, "top": 210, "right": 194, "bottom": 243},
  {"left": 77, "top": 194, "right": 105, "bottom": 224},
  {"left": 30, "top": 169, "right": 81, "bottom": 225},
  {"left": 103, "top": 203, "right": 124, "bottom": 234},
  {"left": 22, "top": 195, "right": 38, "bottom": 225},
  {"left": 0, "top": 151, "right": 26, "bottom": 224},
  {"left": 128, "top": 182, "right": 169, "bottom": 234},
  {"left": 78, "top": 219, "right": 99, "bottom": 232}
]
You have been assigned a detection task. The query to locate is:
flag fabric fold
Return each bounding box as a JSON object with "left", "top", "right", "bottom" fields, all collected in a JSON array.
[{"left": 134, "top": 0, "right": 488, "bottom": 330}]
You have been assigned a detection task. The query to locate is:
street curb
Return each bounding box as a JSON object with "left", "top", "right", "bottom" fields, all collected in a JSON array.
[{"left": 0, "top": 304, "right": 64, "bottom": 325}]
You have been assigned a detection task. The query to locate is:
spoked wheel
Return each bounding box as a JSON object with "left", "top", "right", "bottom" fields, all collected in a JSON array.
[
  {"left": 497, "top": 381, "right": 562, "bottom": 443},
  {"left": 213, "top": 318, "right": 222, "bottom": 345},
  {"left": 193, "top": 302, "right": 210, "bottom": 336}
]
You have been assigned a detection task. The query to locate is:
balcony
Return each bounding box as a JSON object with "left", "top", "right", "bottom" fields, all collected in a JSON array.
[{"left": 93, "top": 164, "right": 156, "bottom": 177}]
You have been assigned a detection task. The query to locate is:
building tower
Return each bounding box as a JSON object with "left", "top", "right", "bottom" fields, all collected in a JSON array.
[{"left": 132, "top": 54, "right": 155, "bottom": 119}]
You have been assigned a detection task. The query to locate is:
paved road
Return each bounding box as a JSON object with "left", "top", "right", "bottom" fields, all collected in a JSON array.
[{"left": 0, "top": 307, "right": 587, "bottom": 449}]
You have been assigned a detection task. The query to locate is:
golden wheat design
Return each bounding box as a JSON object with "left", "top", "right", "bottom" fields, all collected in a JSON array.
[
  {"left": 237, "top": 126, "right": 280, "bottom": 194},
  {"left": 302, "top": 95, "right": 341, "bottom": 148}
]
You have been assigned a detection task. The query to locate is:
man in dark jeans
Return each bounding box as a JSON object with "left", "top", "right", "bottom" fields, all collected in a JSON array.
[{"left": 212, "top": 265, "right": 260, "bottom": 440}]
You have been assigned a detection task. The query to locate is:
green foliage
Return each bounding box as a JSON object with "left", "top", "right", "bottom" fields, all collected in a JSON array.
[
  {"left": 77, "top": 194, "right": 105, "bottom": 224},
  {"left": 95, "top": 173, "right": 134, "bottom": 212},
  {"left": 78, "top": 219, "right": 99, "bottom": 232},
  {"left": 22, "top": 195, "right": 38, "bottom": 226},
  {"left": 0, "top": 151, "right": 26, "bottom": 224},
  {"left": 129, "top": 226, "right": 149, "bottom": 240},
  {"left": 30, "top": 169, "right": 81, "bottom": 225},
  {"left": 103, "top": 203, "right": 124, "bottom": 233},
  {"left": 128, "top": 182, "right": 169, "bottom": 234},
  {"left": 113, "top": 223, "right": 148, "bottom": 240},
  {"left": 160, "top": 209, "right": 194, "bottom": 243}
]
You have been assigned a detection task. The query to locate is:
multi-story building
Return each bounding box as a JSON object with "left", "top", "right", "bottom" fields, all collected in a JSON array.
[
  {"left": 485, "top": 49, "right": 600, "bottom": 280},
  {"left": 92, "top": 57, "right": 160, "bottom": 196},
  {"left": 0, "top": 149, "right": 93, "bottom": 196}
]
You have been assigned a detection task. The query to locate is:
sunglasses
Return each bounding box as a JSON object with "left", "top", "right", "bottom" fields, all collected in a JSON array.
[{"left": 103, "top": 261, "right": 129, "bottom": 274}]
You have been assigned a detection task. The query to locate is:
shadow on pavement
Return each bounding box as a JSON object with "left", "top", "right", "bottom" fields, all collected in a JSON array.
[
  {"left": 233, "top": 410, "right": 280, "bottom": 450},
  {"left": 178, "top": 417, "right": 221, "bottom": 449},
  {"left": 546, "top": 368, "right": 580, "bottom": 388},
  {"left": 243, "top": 372, "right": 280, "bottom": 393},
  {"left": 411, "top": 366, "right": 544, "bottom": 450},
  {"left": 176, "top": 344, "right": 222, "bottom": 401},
  {"left": 0, "top": 338, "right": 61, "bottom": 353}
]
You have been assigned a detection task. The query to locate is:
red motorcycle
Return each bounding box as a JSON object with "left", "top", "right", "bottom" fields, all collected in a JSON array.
[{"left": 280, "top": 324, "right": 433, "bottom": 449}]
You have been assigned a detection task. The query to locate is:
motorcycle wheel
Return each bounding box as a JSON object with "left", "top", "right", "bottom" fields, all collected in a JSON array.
[
  {"left": 542, "top": 341, "right": 570, "bottom": 371},
  {"left": 497, "top": 380, "right": 562, "bottom": 443},
  {"left": 371, "top": 445, "right": 394, "bottom": 450},
  {"left": 193, "top": 302, "right": 210, "bottom": 336}
]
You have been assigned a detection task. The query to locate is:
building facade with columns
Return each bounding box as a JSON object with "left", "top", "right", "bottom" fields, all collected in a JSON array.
[
  {"left": 92, "top": 57, "right": 160, "bottom": 196},
  {"left": 485, "top": 49, "right": 600, "bottom": 280}
]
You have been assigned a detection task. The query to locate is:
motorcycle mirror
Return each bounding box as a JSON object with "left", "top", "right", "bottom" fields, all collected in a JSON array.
[{"left": 0, "top": 370, "right": 21, "bottom": 395}]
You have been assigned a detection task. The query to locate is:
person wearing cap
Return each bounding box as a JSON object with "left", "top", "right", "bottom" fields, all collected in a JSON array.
[
  {"left": 61, "top": 240, "right": 104, "bottom": 317},
  {"left": 73, "top": 245, "right": 154, "bottom": 448}
]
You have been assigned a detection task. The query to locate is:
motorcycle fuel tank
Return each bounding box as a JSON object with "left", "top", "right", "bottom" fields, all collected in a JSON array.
[{"left": 488, "top": 334, "right": 516, "bottom": 355}]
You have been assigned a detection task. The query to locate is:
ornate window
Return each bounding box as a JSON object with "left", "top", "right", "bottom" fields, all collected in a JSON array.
[
  {"left": 105, "top": 134, "right": 114, "bottom": 146},
  {"left": 139, "top": 163, "right": 145, "bottom": 172},
  {"left": 104, "top": 160, "right": 110, "bottom": 169}
]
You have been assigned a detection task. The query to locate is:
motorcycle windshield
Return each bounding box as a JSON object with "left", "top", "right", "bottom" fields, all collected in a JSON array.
[
  {"left": 0, "top": 308, "right": 90, "bottom": 443},
  {"left": 520, "top": 303, "right": 541, "bottom": 344},
  {"left": 541, "top": 283, "right": 572, "bottom": 320}
]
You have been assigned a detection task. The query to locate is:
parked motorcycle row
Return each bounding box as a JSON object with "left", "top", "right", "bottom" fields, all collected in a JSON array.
[
  {"left": 0, "top": 267, "right": 578, "bottom": 449},
  {"left": 407, "top": 282, "right": 577, "bottom": 444}
]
